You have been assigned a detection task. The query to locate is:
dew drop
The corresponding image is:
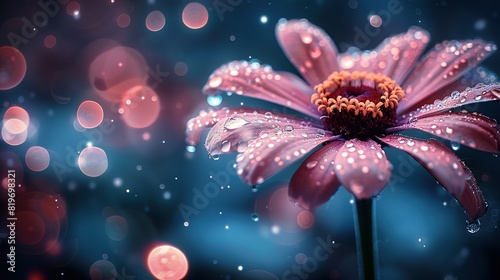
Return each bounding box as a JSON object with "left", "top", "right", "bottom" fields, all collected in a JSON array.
[
  {"left": 186, "top": 145, "right": 196, "bottom": 153},
  {"left": 208, "top": 76, "right": 223, "bottom": 88},
  {"left": 274, "top": 127, "right": 283, "bottom": 135},
  {"left": 207, "top": 95, "right": 223, "bottom": 106},
  {"left": 221, "top": 141, "right": 231, "bottom": 153},
  {"left": 251, "top": 213, "right": 259, "bottom": 222},
  {"left": 306, "top": 161, "right": 318, "bottom": 169},
  {"left": 451, "top": 91, "right": 460, "bottom": 99},
  {"left": 264, "top": 112, "right": 273, "bottom": 118},
  {"left": 211, "top": 154, "right": 220, "bottom": 161},
  {"left": 445, "top": 127, "right": 453, "bottom": 134},
  {"left": 316, "top": 129, "right": 326, "bottom": 137},
  {"left": 223, "top": 116, "right": 249, "bottom": 130},
  {"left": 299, "top": 31, "right": 313, "bottom": 44},
  {"left": 451, "top": 141, "right": 460, "bottom": 151},
  {"left": 310, "top": 47, "right": 321, "bottom": 58},
  {"left": 284, "top": 125, "right": 294, "bottom": 132},
  {"left": 466, "top": 220, "right": 481, "bottom": 233}
]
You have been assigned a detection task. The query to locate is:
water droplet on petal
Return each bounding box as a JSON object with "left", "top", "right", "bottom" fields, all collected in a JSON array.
[
  {"left": 306, "top": 161, "right": 318, "bottom": 169},
  {"left": 223, "top": 116, "right": 249, "bottom": 130},
  {"left": 284, "top": 125, "right": 294, "bottom": 132},
  {"left": 451, "top": 141, "right": 460, "bottom": 151},
  {"left": 466, "top": 220, "right": 481, "bottom": 233},
  {"left": 264, "top": 112, "right": 273, "bottom": 118},
  {"left": 211, "top": 154, "right": 220, "bottom": 160},
  {"left": 316, "top": 129, "right": 326, "bottom": 137},
  {"left": 221, "top": 140, "right": 231, "bottom": 153},
  {"left": 451, "top": 91, "right": 460, "bottom": 99},
  {"left": 251, "top": 213, "right": 259, "bottom": 222},
  {"left": 208, "top": 76, "right": 223, "bottom": 88}
]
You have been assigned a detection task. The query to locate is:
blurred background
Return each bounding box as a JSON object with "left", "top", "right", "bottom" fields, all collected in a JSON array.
[{"left": 0, "top": 0, "right": 499, "bottom": 279}]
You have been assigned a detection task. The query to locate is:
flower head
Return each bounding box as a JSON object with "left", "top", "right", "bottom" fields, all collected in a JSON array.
[{"left": 186, "top": 19, "right": 500, "bottom": 225}]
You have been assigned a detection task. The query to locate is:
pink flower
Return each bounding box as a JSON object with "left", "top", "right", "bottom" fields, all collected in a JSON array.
[{"left": 186, "top": 19, "right": 500, "bottom": 224}]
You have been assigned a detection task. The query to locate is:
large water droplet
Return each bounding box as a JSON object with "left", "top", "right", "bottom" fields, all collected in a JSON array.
[
  {"left": 451, "top": 141, "right": 460, "bottom": 151},
  {"left": 284, "top": 125, "right": 294, "bottom": 132},
  {"left": 251, "top": 213, "right": 259, "bottom": 222},
  {"left": 207, "top": 95, "right": 223, "bottom": 106},
  {"left": 223, "top": 116, "right": 249, "bottom": 130},
  {"left": 306, "top": 161, "right": 318, "bottom": 169},
  {"left": 208, "top": 76, "right": 223, "bottom": 88},
  {"left": 221, "top": 140, "right": 231, "bottom": 153},
  {"left": 211, "top": 154, "right": 220, "bottom": 160},
  {"left": 466, "top": 220, "right": 481, "bottom": 233}
]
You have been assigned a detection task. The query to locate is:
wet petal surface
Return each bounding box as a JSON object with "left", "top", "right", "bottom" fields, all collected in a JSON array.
[
  {"left": 275, "top": 19, "right": 340, "bottom": 86},
  {"left": 338, "top": 27, "right": 429, "bottom": 83},
  {"left": 203, "top": 60, "right": 318, "bottom": 118},
  {"left": 379, "top": 135, "right": 466, "bottom": 195},
  {"left": 235, "top": 127, "right": 335, "bottom": 185},
  {"left": 333, "top": 139, "right": 391, "bottom": 199},
  {"left": 455, "top": 164, "right": 487, "bottom": 222},
  {"left": 289, "top": 140, "right": 344, "bottom": 210},
  {"left": 399, "top": 40, "right": 496, "bottom": 114}
]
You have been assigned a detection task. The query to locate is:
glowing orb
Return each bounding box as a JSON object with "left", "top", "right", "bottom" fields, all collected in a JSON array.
[
  {"left": 296, "top": 210, "right": 315, "bottom": 229},
  {"left": 17, "top": 211, "right": 46, "bottom": 245},
  {"left": 147, "top": 245, "right": 189, "bottom": 280},
  {"left": 77, "top": 100, "right": 104, "bottom": 129},
  {"left": 2, "top": 125, "right": 28, "bottom": 146},
  {"left": 89, "top": 260, "right": 117, "bottom": 280},
  {"left": 0, "top": 46, "right": 27, "bottom": 90},
  {"left": 25, "top": 146, "right": 50, "bottom": 172},
  {"left": 174, "top": 62, "right": 188, "bottom": 76},
  {"left": 117, "top": 13, "right": 131, "bottom": 28},
  {"left": 146, "top": 11, "right": 166, "bottom": 32},
  {"left": 369, "top": 15, "right": 382, "bottom": 28},
  {"left": 66, "top": 1, "right": 80, "bottom": 16},
  {"left": 119, "top": 85, "right": 160, "bottom": 128},
  {"left": 182, "top": 3, "right": 209, "bottom": 29},
  {"left": 88, "top": 46, "right": 148, "bottom": 101},
  {"left": 3, "top": 118, "right": 27, "bottom": 134},
  {"left": 44, "top": 35, "right": 57, "bottom": 48},
  {"left": 78, "top": 147, "right": 108, "bottom": 177},
  {"left": 105, "top": 215, "right": 129, "bottom": 241}
]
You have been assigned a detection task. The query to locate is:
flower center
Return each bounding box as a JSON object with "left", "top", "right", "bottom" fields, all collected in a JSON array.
[{"left": 311, "top": 71, "right": 405, "bottom": 139}]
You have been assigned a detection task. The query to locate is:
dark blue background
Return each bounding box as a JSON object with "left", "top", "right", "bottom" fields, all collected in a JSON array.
[{"left": 1, "top": 0, "right": 500, "bottom": 279}]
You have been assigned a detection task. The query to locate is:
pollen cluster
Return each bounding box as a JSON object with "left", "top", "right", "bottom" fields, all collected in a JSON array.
[{"left": 311, "top": 71, "right": 405, "bottom": 138}]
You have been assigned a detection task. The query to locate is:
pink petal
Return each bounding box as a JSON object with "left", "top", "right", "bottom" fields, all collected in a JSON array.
[
  {"left": 402, "top": 66, "right": 498, "bottom": 110},
  {"left": 397, "top": 112, "right": 500, "bottom": 153},
  {"left": 289, "top": 140, "right": 344, "bottom": 210},
  {"left": 186, "top": 107, "right": 274, "bottom": 146},
  {"left": 379, "top": 135, "right": 466, "bottom": 195},
  {"left": 338, "top": 27, "right": 429, "bottom": 84},
  {"left": 203, "top": 60, "right": 318, "bottom": 118},
  {"left": 456, "top": 164, "right": 487, "bottom": 222},
  {"left": 275, "top": 19, "right": 340, "bottom": 86},
  {"left": 235, "top": 127, "right": 336, "bottom": 185},
  {"left": 396, "top": 83, "right": 500, "bottom": 122},
  {"left": 398, "top": 40, "right": 497, "bottom": 114},
  {"left": 205, "top": 111, "right": 324, "bottom": 155},
  {"left": 333, "top": 139, "right": 391, "bottom": 199}
]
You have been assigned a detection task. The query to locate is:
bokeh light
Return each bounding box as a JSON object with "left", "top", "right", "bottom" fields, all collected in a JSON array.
[
  {"left": 147, "top": 245, "right": 189, "bottom": 280},
  {"left": 119, "top": 85, "right": 160, "bottom": 128},
  {"left": 88, "top": 46, "right": 148, "bottom": 101},
  {"left": 369, "top": 14, "right": 383, "bottom": 28},
  {"left": 105, "top": 215, "right": 129, "bottom": 241},
  {"left": 44, "top": 35, "right": 57, "bottom": 48},
  {"left": 182, "top": 3, "right": 209, "bottom": 29},
  {"left": 0, "top": 46, "right": 27, "bottom": 90},
  {"left": 89, "top": 260, "right": 117, "bottom": 280},
  {"left": 66, "top": 1, "right": 81, "bottom": 16},
  {"left": 25, "top": 146, "right": 50, "bottom": 172},
  {"left": 146, "top": 11, "right": 166, "bottom": 32},
  {"left": 77, "top": 100, "right": 104, "bottom": 129},
  {"left": 78, "top": 146, "right": 108, "bottom": 177},
  {"left": 117, "top": 13, "right": 131, "bottom": 28}
]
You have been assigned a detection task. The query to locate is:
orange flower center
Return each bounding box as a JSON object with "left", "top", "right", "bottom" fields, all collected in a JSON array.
[{"left": 311, "top": 71, "right": 405, "bottom": 139}]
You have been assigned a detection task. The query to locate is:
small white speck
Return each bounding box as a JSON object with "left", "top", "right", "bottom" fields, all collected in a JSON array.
[{"left": 260, "top": 16, "right": 268, "bottom": 23}]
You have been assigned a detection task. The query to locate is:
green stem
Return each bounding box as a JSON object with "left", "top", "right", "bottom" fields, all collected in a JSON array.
[{"left": 354, "top": 198, "right": 379, "bottom": 280}]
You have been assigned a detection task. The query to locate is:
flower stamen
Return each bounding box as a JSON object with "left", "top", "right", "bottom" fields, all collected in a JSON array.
[{"left": 311, "top": 71, "right": 405, "bottom": 139}]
